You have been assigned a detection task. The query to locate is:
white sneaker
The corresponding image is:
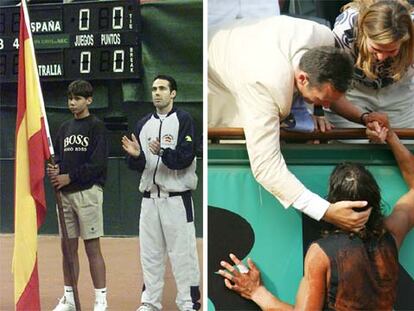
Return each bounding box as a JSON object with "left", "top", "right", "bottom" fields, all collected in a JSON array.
[
  {"left": 52, "top": 296, "right": 76, "bottom": 311},
  {"left": 136, "top": 303, "right": 158, "bottom": 311},
  {"left": 93, "top": 300, "right": 108, "bottom": 311}
]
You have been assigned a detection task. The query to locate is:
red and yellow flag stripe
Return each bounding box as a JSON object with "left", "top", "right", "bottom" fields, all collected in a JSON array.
[{"left": 13, "top": 1, "right": 53, "bottom": 310}]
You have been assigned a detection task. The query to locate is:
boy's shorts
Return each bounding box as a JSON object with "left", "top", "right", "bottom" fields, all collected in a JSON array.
[{"left": 57, "top": 184, "right": 104, "bottom": 240}]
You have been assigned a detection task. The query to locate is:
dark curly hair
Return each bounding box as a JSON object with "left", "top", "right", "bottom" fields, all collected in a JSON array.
[{"left": 323, "top": 162, "right": 385, "bottom": 240}]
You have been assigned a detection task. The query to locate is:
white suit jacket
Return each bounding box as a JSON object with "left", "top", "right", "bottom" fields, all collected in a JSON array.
[{"left": 208, "top": 16, "right": 334, "bottom": 214}]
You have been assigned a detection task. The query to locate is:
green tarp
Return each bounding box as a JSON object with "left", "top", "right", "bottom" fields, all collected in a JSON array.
[
  {"left": 208, "top": 144, "right": 414, "bottom": 309},
  {"left": 122, "top": 0, "right": 203, "bottom": 103}
]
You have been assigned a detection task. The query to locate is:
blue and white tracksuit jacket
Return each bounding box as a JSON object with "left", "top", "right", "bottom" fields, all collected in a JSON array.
[
  {"left": 127, "top": 107, "right": 200, "bottom": 311},
  {"left": 129, "top": 107, "right": 197, "bottom": 195}
]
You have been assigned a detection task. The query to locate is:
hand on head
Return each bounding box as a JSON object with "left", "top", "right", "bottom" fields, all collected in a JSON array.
[
  {"left": 324, "top": 201, "right": 371, "bottom": 232},
  {"left": 217, "top": 253, "right": 262, "bottom": 300}
]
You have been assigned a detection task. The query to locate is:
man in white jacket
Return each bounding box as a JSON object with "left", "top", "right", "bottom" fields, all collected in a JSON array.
[
  {"left": 123, "top": 75, "right": 200, "bottom": 311},
  {"left": 209, "top": 15, "right": 379, "bottom": 229}
]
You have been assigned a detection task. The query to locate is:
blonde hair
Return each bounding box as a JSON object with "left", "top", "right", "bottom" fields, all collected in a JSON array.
[{"left": 344, "top": 0, "right": 414, "bottom": 81}]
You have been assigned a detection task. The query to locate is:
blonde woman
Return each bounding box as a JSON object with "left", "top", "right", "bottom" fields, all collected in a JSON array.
[{"left": 325, "top": 0, "right": 414, "bottom": 130}]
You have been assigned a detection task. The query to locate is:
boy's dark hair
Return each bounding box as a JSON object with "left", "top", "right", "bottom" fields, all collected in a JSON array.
[
  {"left": 153, "top": 75, "right": 177, "bottom": 93},
  {"left": 67, "top": 80, "right": 93, "bottom": 98},
  {"left": 326, "top": 163, "right": 385, "bottom": 239},
  {"left": 299, "top": 46, "right": 354, "bottom": 93}
]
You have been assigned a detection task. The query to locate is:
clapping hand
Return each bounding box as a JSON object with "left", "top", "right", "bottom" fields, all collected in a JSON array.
[
  {"left": 149, "top": 138, "right": 161, "bottom": 155},
  {"left": 122, "top": 134, "right": 141, "bottom": 157}
]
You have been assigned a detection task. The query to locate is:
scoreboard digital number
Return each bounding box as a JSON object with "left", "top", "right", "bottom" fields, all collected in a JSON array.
[{"left": 0, "top": 0, "right": 141, "bottom": 82}]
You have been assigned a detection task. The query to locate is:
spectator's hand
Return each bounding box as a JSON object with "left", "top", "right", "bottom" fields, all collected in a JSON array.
[
  {"left": 122, "top": 134, "right": 141, "bottom": 157},
  {"left": 46, "top": 163, "right": 59, "bottom": 178},
  {"left": 366, "top": 125, "right": 388, "bottom": 144},
  {"left": 366, "top": 112, "right": 390, "bottom": 129},
  {"left": 312, "top": 115, "right": 334, "bottom": 133},
  {"left": 218, "top": 254, "right": 262, "bottom": 300},
  {"left": 323, "top": 201, "right": 371, "bottom": 232},
  {"left": 366, "top": 120, "right": 381, "bottom": 134},
  {"left": 50, "top": 174, "right": 71, "bottom": 190},
  {"left": 149, "top": 138, "right": 161, "bottom": 155}
]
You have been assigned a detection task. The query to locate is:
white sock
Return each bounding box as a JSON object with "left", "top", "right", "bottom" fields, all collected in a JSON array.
[
  {"left": 95, "top": 287, "right": 107, "bottom": 303},
  {"left": 64, "top": 286, "right": 74, "bottom": 304}
]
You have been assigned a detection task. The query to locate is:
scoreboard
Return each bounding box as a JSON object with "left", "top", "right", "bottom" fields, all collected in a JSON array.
[{"left": 0, "top": 0, "right": 141, "bottom": 82}]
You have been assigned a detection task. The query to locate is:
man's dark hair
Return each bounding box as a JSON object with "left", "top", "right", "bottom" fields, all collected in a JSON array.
[
  {"left": 67, "top": 80, "right": 93, "bottom": 98},
  {"left": 153, "top": 74, "right": 177, "bottom": 93},
  {"left": 326, "top": 163, "right": 385, "bottom": 239},
  {"left": 299, "top": 46, "right": 354, "bottom": 93}
]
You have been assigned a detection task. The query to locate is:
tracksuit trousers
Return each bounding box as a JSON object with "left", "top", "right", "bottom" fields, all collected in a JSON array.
[{"left": 139, "top": 191, "right": 200, "bottom": 310}]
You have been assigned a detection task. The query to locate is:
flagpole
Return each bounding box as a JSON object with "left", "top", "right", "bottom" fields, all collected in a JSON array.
[
  {"left": 20, "top": 1, "right": 81, "bottom": 309},
  {"left": 50, "top": 157, "right": 82, "bottom": 311}
]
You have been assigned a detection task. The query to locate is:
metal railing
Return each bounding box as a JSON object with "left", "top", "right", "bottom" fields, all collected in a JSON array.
[{"left": 208, "top": 128, "right": 414, "bottom": 142}]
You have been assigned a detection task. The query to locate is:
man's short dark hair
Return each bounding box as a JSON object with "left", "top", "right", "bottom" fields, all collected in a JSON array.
[
  {"left": 153, "top": 74, "right": 177, "bottom": 93},
  {"left": 327, "top": 163, "right": 385, "bottom": 239},
  {"left": 299, "top": 46, "right": 353, "bottom": 93},
  {"left": 67, "top": 80, "right": 93, "bottom": 98}
]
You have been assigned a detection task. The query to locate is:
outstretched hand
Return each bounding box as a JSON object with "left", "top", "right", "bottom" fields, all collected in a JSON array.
[
  {"left": 364, "top": 112, "right": 390, "bottom": 143},
  {"left": 323, "top": 201, "right": 371, "bottom": 232},
  {"left": 218, "top": 253, "right": 262, "bottom": 300},
  {"left": 366, "top": 124, "right": 389, "bottom": 144},
  {"left": 122, "top": 134, "right": 141, "bottom": 157}
]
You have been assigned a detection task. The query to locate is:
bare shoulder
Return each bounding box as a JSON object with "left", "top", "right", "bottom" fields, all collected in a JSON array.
[
  {"left": 305, "top": 243, "right": 330, "bottom": 273},
  {"left": 294, "top": 243, "right": 329, "bottom": 310}
]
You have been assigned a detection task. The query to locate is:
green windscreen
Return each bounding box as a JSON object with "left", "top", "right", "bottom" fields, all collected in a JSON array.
[{"left": 208, "top": 144, "right": 414, "bottom": 310}]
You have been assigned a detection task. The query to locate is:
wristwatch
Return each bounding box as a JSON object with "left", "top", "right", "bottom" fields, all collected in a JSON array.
[
  {"left": 314, "top": 105, "right": 325, "bottom": 117},
  {"left": 360, "top": 112, "right": 370, "bottom": 125}
]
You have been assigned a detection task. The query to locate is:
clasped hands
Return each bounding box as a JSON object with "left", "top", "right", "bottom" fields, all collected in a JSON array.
[{"left": 364, "top": 111, "right": 390, "bottom": 143}]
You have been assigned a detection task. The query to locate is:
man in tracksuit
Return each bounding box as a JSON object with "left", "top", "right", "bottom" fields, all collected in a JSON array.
[{"left": 122, "top": 75, "right": 200, "bottom": 311}]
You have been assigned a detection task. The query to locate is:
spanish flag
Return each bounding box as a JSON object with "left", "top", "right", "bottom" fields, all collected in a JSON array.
[{"left": 13, "top": 1, "right": 53, "bottom": 310}]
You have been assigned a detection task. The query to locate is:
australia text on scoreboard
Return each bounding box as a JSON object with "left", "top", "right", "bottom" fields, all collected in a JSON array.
[{"left": 0, "top": 0, "right": 141, "bottom": 82}]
